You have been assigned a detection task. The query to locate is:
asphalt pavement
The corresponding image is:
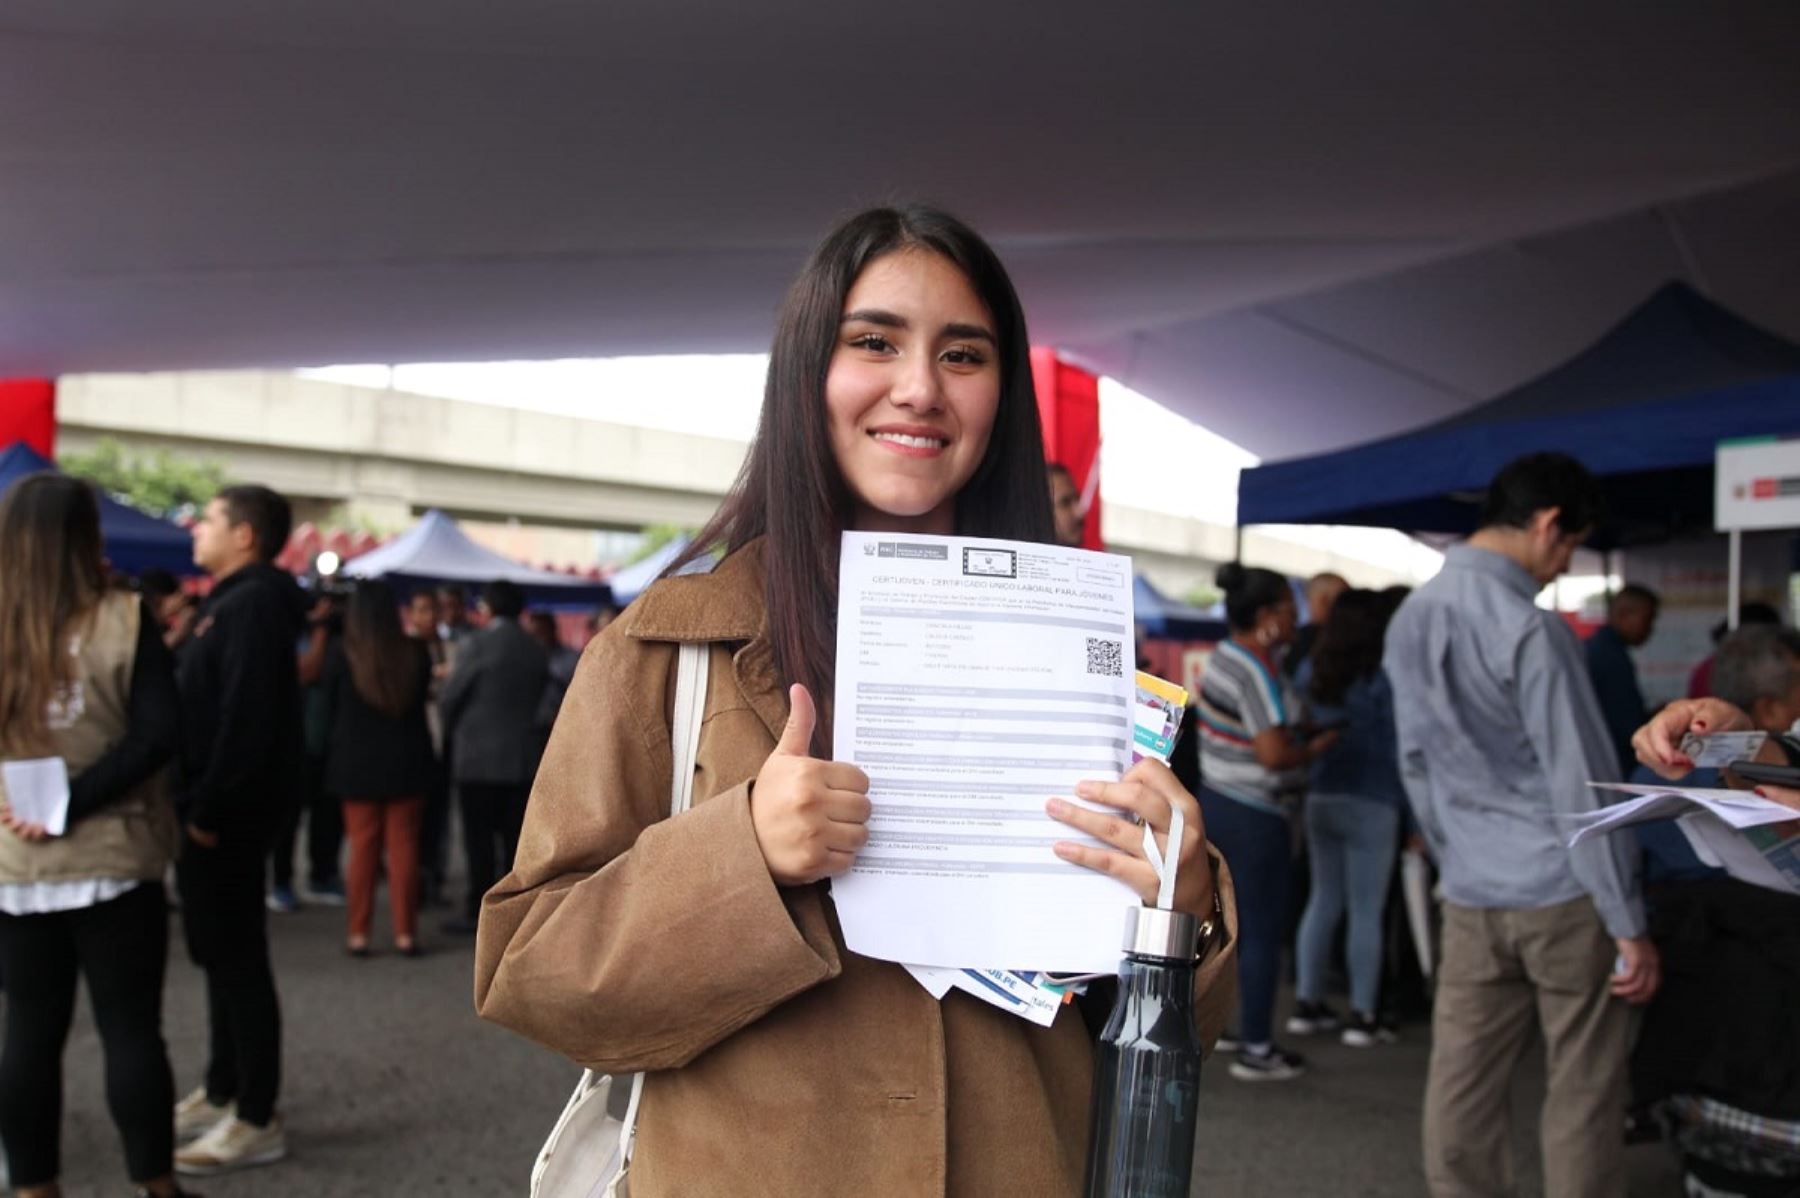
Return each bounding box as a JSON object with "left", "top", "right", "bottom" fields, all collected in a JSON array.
[{"left": 42, "top": 883, "right": 1684, "bottom": 1197}]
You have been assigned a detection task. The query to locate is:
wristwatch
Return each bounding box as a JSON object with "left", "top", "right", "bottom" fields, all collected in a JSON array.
[{"left": 1193, "top": 863, "right": 1228, "bottom": 966}]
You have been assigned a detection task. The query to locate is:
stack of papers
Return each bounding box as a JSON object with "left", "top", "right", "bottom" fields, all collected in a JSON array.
[
  {"left": 1568, "top": 783, "right": 1800, "bottom": 896},
  {"left": 830, "top": 533, "right": 1187, "bottom": 1024},
  {"left": 0, "top": 758, "right": 72, "bottom": 837}
]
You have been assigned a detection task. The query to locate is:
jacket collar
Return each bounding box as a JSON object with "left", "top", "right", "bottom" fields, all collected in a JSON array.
[
  {"left": 621, "top": 539, "right": 785, "bottom": 740},
  {"left": 620, "top": 539, "right": 767, "bottom": 644}
]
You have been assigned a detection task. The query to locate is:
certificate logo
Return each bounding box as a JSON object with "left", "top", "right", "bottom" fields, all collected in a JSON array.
[
  {"left": 878, "top": 542, "right": 950, "bottom": 561},
  {"left": 962, "top": 547, "right": 1017, "bottom": 578}
]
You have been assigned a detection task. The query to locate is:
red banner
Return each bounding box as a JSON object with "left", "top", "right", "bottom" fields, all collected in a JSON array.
[
  {"left": 1030, "top": 348, "right": 1103, "bottom": 550},
  {"left": 0, "top": 379, "right": 56, "bottom": 457}
]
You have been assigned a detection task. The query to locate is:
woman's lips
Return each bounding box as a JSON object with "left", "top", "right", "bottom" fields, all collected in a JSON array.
[{"left": 869, "top": 428, "right": 949, "bottom": 457}]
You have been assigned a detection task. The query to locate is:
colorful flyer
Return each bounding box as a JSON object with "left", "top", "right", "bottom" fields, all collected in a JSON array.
[{"left": 1132, "top": 671, "right": 1188, "bottom": 765}]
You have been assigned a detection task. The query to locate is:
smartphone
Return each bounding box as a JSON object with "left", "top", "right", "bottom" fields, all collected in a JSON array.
[{"left": 1725, "top": 760, "right": 1800, "bottom": 789}]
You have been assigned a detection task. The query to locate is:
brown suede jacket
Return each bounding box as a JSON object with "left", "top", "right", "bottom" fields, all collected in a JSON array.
[{"left": 474, "top": 539, "right": 1238, "bottom": 1197}]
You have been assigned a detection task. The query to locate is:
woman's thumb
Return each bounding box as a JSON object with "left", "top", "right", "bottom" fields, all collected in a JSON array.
[{"left": 775, "top": 683, "right": 817, "bottom": 758}]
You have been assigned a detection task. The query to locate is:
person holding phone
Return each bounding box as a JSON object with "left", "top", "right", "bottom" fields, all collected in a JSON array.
[
  {"left": 1196, "top": 563, "right": 1338, "bottom": 1082},
  {"left": 472, "top": 206, "right": 1238, "bottom": 1197},
  {"left": 1289, "top": 589, "right": 1406, "bottom": 1048}
]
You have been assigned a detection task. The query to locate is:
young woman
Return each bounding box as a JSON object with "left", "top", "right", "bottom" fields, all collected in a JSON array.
[
  {"left": 0, "top": 474, "right": 193, "bottom": 1198},
  {"left": 319, "top": 580, "right": 436, "bottom": 955},
  {"left": 1289, "top": 588, "right": 1405, "bottom": 1047},
  {"left": 1196, "top": 563, "right": 1337, "bottom": 1082},
  {"left": 475, "top": 206, "right": 1237, "bottom": 1195}
]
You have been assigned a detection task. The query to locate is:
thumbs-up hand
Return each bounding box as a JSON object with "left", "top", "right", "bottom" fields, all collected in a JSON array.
[{"left": 749, "top": 684, "right": 872, "bottom": 886}]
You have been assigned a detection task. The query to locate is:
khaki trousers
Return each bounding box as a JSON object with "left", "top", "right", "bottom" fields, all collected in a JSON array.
[{"left": 1423, "top": 898, "right": 1631, "bottom": 1198}]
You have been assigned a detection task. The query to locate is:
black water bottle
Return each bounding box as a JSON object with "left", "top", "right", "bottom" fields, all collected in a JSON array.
[{"left": 1081, "top": 906, "right": 1203, "bottom": 1198}]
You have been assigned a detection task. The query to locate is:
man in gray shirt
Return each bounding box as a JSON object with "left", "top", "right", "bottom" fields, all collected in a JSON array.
[{"left": 1384, "top": 452, "right": 1658, "bottom": 1198}]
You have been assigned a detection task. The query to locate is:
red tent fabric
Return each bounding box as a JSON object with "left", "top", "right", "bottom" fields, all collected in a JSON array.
[
  {"left": 0, "top": 379, "right": 56, "bottom": 458},
  {"left": 1031, "top": 348, "right": 1104, "bottom": 550}
]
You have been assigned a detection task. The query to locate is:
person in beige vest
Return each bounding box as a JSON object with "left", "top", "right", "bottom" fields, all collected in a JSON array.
[
  {"left": 475, "top": 206, "right": 1238, "bottom": 1196},
  {"left": 0, "top": 474, "right": 192, "bottom": 1198}
]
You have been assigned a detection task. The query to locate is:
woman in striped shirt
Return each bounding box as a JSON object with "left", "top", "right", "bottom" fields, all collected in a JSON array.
[{"left": 1197, "top": 563, "right": 1340, "bottom": 1081}]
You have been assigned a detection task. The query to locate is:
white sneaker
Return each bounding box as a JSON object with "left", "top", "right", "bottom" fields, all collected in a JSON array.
[
  {"left": 174, "top": 1086, "right": 232, "bottom": 1142},
  {"left": 175, "top": 1113, "right": 287, "bottom": 1175}
]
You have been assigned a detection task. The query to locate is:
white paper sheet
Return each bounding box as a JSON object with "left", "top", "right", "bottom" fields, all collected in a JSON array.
[
  {"left": 1400, "top": 851, "right": 1435, "bottom": 980},
  {"left": 1, "top": 758, "right": 72, "bottom": 837},
  {"left": 831, "top": 532, "right": 1139, "bottom": 974},
  {"left": 1567, "top": 782, "right": 1800, "bottom": 895}
]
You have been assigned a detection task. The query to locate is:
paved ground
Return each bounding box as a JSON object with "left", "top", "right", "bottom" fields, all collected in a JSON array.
[{"left": 44, "top": 888, "right": 1685, "bottom": 1197}]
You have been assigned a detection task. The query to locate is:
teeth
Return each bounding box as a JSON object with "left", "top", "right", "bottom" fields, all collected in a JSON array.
[{"left": 873, "top": 432, "right": 947, "bottom": 449}]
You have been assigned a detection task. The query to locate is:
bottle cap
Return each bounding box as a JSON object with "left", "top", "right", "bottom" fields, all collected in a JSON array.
[{"left": 1123, "top": 906, "right": 1198, "bottom": 960}]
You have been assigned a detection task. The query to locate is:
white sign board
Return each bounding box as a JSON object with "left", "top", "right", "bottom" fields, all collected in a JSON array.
[{"left": 1716, "top": 439, "right": 1800, "bottom": 532}]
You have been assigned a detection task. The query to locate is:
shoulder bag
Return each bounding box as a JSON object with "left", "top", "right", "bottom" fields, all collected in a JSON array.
[{"left": 528, "top": 640, "right": 709, "bottom": 1198}]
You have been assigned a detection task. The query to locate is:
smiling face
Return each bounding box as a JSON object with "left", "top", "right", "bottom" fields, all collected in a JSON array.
[{"left": 825, "top": 249, "right": 1002, "bottom": 535}]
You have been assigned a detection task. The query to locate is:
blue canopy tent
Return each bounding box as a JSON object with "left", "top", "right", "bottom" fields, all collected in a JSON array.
[
  {"left": 1236, "top": 283, "right": 1800, "bottom": 548},
  {"left": 0, "top": 440, "right": 197, "bottom": 574},
  {"left": 343, "top": 508, "right": 612, "bottom": 607}
]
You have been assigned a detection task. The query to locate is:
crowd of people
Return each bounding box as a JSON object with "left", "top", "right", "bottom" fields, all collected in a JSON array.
[
  {"left": 1168, "top": 451, "right": 1799, "bottom": 1197},
  {"left": 0, "top": 203, "right": 1796, "bottom": 1198},
  {"left": 0, "top": 474, "right": 619, "bottom": 1193}
]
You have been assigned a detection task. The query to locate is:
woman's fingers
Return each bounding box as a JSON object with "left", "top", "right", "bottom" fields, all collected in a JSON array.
[
  {"left": 1047, "top": 797, "right": 1148, "bottom": 855},
  {"left": 1633, "top": 698, "right": 1755, "bottom": 779},
  {"left": 1052, "top": 840, "right": 1158, "bottom": 904},
  {"left": 1757, "top": 786, "right": 1800, "bottom": 813},
  {"left": 1634, "top": 705, "right": 1696, "bottom": 777}
]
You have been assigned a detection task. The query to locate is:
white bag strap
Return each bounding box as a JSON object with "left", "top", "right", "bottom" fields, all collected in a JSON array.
[
  {"left": 614, "top": 639, "right": 710, "bottom": 1172},
  {"left": 669, "top": 641, "right": 709, "bottom": 817}
]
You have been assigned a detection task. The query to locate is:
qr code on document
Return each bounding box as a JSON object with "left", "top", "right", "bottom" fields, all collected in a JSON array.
[{"left": 1085, "top": 637, "right": 1124, "bottom": 678}]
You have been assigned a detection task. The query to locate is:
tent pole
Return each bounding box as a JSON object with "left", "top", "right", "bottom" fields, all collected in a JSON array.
[
  {"left": 1727, "top": 530, "right": 1742, "bottom": 631},
  {"left": 1234, "top": 524, "right": 1243, "bottom": 564}
]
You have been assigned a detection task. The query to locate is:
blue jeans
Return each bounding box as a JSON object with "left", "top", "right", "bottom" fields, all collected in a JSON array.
[
  {"left": 1199, "top": 787, "right": 1292, "bottom": 1046},
  {"left": 1295, "top": 793, "right": 1400, "bottom": 1017}
]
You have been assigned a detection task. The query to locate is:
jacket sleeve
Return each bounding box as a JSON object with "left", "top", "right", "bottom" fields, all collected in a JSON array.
[
  {"left": 437, "top": 634, "right": 480, "bottom": 745},
  {"left": 1517, "top": 617, "right": 1645, "bottom": 940},
  {"left": 473, "top": 631, "right": 841, "bottom": 1073},
  {"left": 67, "top": 599, "right": 180, "bottom": 825},
  {"left": 185, "top": 589, "right": 293, "bottom": 834}
]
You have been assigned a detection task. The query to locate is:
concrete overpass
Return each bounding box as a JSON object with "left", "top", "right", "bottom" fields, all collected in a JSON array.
[{"left": 55, "top": 371, "right": 1433, "bottom": 595}]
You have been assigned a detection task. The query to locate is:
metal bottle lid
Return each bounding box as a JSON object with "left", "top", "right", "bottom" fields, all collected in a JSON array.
[{"left": 1123, "top": 906, "right": 1198, "bottom": 961}]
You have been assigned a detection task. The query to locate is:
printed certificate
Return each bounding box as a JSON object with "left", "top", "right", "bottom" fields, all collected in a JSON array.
[{"left": 830, "top": 531, "right": 1140, "bottom": 973}]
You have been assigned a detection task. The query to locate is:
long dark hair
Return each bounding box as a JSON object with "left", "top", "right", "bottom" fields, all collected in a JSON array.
[
  {"left": 1309, "top": 589, "right": 1391, "bottom": 706},
  {"left": 342, "top": 580, "right": 423, "bottom": 719},
  {"left": 672, "top": 206, "right": 1053, "bottom": 711},
  {"left": 0, "top": 474, "right": 108, "bottom": 756}
]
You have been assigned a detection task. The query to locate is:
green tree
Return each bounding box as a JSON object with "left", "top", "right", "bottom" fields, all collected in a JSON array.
[
  {"left": 1183, "top": 583, "right": 1223, "bottom": 610},
  {"left": 61, "top": 437, "right": 229, "bottom": 520},
  {"left": 627, "top": 522, "right": 693, "bottom": 565}
]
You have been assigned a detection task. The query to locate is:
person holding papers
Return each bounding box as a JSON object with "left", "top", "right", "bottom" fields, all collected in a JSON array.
[
  {"left": 475, "top": 206, "right": 1237, "bottom": 1197},
  {"left": 1623, "top": 626, "right": 1800, "bottom": 1196},
  {"left": 0, "top": 474, "right": 193, "bottom": 1198}
]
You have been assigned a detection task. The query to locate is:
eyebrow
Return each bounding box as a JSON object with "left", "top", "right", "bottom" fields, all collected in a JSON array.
[{"left": 841, "top": 308, "right": 997, "bottom": 345}]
